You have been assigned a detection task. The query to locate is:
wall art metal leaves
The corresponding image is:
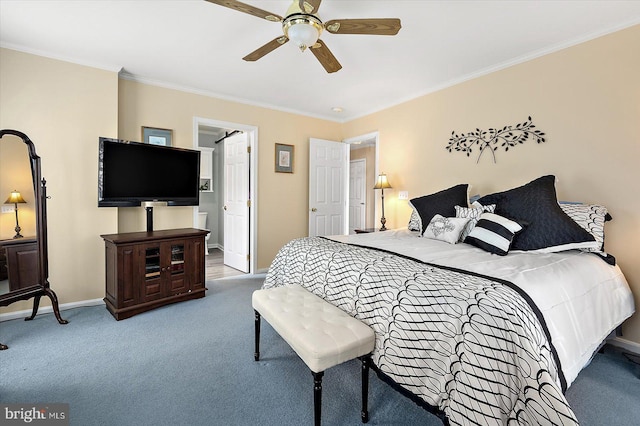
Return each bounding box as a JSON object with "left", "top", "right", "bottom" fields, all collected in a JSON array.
[{"left": 446, "top": 116, "right": 546, "bottom": 163}]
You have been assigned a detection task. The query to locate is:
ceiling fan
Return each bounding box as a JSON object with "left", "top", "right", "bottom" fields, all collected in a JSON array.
[{"left": 205, "top": 0, "right": 402, "bottom": 73}]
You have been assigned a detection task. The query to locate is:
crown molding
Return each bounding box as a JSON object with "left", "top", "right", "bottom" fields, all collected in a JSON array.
[
  {"left": 0, "top": 42, "right": 123, "bottom": 73},
  {"left": 117, "top": 71, "right": 343, "bottom": 123}
]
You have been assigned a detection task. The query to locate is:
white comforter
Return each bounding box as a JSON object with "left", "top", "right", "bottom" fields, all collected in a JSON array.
[{"left": 329, "top": 228, "right": 635, "bottom": 388}]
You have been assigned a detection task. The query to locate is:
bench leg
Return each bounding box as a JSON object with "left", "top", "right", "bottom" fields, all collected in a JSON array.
[
  {"left": 254, "top": 310, "right": 260, "bottom": 361},
  {"left": 313, "top": 371, "right": 324, "bottom": 426},
  {"left": 360, "top": 355, "right": 371, "bottom": 423}
]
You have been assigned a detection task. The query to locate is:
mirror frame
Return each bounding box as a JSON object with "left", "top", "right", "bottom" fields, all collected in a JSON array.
[{"left": 0, "top": 129, "right": 68, "bottom": 350}]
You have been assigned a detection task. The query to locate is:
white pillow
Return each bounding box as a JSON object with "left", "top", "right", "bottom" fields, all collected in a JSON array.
[
  {"left": 407, "top": 201, "right": 421, "bottom": 232},
  {"left": 423, "top": 215, "right": 470, "bottom": 244},
  {"left": 559, "top": 203, "right": 609, "bottom": 252},
  {"left": 455, "top": 202, "right": 496, "bottom": 242}
]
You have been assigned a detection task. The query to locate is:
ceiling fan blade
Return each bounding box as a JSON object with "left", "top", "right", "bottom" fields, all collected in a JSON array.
[
  {"left": 310, "top": 40, "right": 342, "bottom": 73},
  {"left": 205, "top": 0, "right": 282, "bottom": 22},
  {"left": 243, "top": 37, "right": 289, "bottom": 62},
  {"left": 325, "top": 18, "right": 401, "bottom": 35},
  {"left": 301, "top": 0, "right": 322, "bottom": 13}
]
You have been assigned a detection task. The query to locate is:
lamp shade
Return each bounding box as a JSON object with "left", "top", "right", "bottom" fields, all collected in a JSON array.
[
  {"left": 373, "top": 174, "right": 392, "bottom": 190},
  {"left": 4, "top": 190, "right": 26, "bottom": 204},
  {"left": 288, "top": 22, "right": 320, "bottom": 50}
]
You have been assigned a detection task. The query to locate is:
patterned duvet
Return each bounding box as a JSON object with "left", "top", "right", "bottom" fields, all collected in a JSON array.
[{"left": 264, "top": 237, "right": 577, "bottom": 425}]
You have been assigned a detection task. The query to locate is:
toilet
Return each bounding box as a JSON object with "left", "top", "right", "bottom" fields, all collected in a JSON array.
[{"left": 198, "top": 212, "right": 211, "bottom": 255}]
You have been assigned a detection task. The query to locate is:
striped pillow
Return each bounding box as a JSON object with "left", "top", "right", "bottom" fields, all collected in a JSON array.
[{"left": 464, "top": 212, "right": 523, "bottom": 256}]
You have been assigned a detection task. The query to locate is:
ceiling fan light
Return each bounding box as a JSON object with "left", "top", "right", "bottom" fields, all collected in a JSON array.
[
  {"left": 283, "top": 14, "right": 323, "bottom": 52},
  {"left": 288, "top": 23, "right": 319, "bottom": 51}
]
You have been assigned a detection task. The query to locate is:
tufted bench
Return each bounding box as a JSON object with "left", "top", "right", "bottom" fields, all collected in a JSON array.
[{"left": 252, "top": 284, "right": 376, "bottom": 426}]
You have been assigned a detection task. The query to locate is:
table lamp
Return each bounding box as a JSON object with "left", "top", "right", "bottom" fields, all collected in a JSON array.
[
  {"left": 373, "top": 174, "right": 392, "bottom": 231},
  {"left": 4, "top": 190, "right": 27, "bottom": 239}
]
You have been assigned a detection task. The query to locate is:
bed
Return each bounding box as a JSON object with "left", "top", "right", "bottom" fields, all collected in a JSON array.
[{"left": 263, "top": 175, "right": 635, "bottom": 425}]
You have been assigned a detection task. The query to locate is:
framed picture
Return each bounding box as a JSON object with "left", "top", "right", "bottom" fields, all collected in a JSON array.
[
  {"left": 275, "top": 143, "right": 294, "bottom": 173},
  {"left": 142, "top": 126, "right": 172, "bottom": 146}
]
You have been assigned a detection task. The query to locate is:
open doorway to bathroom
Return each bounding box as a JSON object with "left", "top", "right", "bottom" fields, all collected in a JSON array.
[{"left": 193, "top": 117, "right": 258, "bottom": 280}]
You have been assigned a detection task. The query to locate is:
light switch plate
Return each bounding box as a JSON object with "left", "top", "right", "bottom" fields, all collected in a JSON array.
[
  {"left": 1, "top": 205, "right": 15, "bottom": 213},
  {"left": 398, "top": 191, "right": 409, "bottom": 200}
]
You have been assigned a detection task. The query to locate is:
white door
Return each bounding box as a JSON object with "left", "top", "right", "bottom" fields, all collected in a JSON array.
[
  {"left": 223, "top": 132, "right": 249, "bottom": 272},
  {"left": 309, "top": 138, "right": 349, "bottom": 237},
  {"left": 349, "top": 159, "right": 366, "bottom": 233}
]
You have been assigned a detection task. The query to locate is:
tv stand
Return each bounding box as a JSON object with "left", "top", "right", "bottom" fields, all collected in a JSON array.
[{"left": 101, "top": 228, "right": 209, "bottom": 320}]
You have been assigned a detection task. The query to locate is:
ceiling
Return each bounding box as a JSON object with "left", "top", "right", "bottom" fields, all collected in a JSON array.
[{"left": 1, "top": 1, "right": 639, "bottom": 122}]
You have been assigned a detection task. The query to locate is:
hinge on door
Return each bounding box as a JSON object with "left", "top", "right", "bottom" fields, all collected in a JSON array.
[
  {"left": 247, "top": 200, "right": 251, "bottom": 208},
  {"left": 247, "top": 146, "right": 251, "bottom": 154},
  {"left": 246, "top": 254, "right": 250, "bottom": 261}
]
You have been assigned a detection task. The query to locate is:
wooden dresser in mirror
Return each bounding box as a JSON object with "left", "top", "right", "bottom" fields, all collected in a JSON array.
[{"left": 0, "top": 129, "right": 67, "bottom": 350}]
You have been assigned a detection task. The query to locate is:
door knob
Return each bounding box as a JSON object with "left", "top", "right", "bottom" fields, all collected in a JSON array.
[
  {"left": 223, "top": 205, "right": 227, "bottom": 211},
  {"left": 311, "top": 208, "right": 317, "bottom": 212}
]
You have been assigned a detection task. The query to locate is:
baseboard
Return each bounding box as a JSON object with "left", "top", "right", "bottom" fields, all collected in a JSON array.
[
  {"left": 608, "top": 336, "right": 640, "bottom": 355},
  {"left": 207, "top": 243, "right": 223, "bottom": 251},
  {"left": 0, "top": 298, "right": 104, "bottom": 322},
  {"left": 212, "top": 272, "right": 266, "bottom": 281}
]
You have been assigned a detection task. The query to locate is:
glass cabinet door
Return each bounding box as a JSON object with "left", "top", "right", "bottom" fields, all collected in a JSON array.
[
  {"left": 141, "top": 241, "right": 189, "bottom": 301},
  {"left": 170, "top": 244, "right": 185, "bottom": 275},
  {"left": 142, "top": 245, "right": 162, "bottom": 302},
  {"left": 144, "top": 247, "right": 161, "bottom": 279}
]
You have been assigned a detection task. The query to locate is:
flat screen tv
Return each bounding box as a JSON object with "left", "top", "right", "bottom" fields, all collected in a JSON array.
[{"left": 98, "top": 137, "right": 200, "bottom": 207}]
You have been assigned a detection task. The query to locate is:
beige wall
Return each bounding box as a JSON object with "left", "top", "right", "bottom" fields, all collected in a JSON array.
[
  {"left": 342, "top": 25, "right": 640, "bottom": 343},
  {"left": 0, "top": 48, "right": 119, "bottom": 311},
  {"left": 117, "top": 79, "right": 343, "bottom": 269}
]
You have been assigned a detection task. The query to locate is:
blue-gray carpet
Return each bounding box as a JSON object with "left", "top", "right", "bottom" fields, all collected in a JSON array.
[{"left": 1, "top": 276, "right": 638, "bottom": 425}]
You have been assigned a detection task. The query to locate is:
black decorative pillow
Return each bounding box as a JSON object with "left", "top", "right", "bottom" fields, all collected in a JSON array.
[
  {"left": 559, "top": 203, "right": 611, "bottom": 252},
  {"left": 465, "top": 212, "right": 523, "bottom": 255},
  {"left": 477, "top": 175, "right": 598, "bottom": 252},
  {"left": 410, "top": 184, "right": 469, "bottom": 235}
]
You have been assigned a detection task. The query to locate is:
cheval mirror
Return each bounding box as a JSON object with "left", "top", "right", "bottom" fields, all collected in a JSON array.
[{"left": 0, "top": 129, "right": 67, "bottom": 350}]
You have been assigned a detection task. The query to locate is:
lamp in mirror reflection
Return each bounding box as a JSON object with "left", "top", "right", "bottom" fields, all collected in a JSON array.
[
  {"left": 4, "top": 190, "right": 27, "bottom": 239},
  {"left": 373, "top": 173, "right": 392, "bottom": 231}
]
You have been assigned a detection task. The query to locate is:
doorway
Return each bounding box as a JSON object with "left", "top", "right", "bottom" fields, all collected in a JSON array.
[
  {"left": 307, "top": 133, "right": 379, "bottom": 237},
  {"left": 192, "top": 117, "right": 258, "bottom": 277},
  {"left": 344, "top": 132, "right": 378, "bottom": 233},
  {"left": 349, "top": 159, "right": 367, "bottom": 233}
]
